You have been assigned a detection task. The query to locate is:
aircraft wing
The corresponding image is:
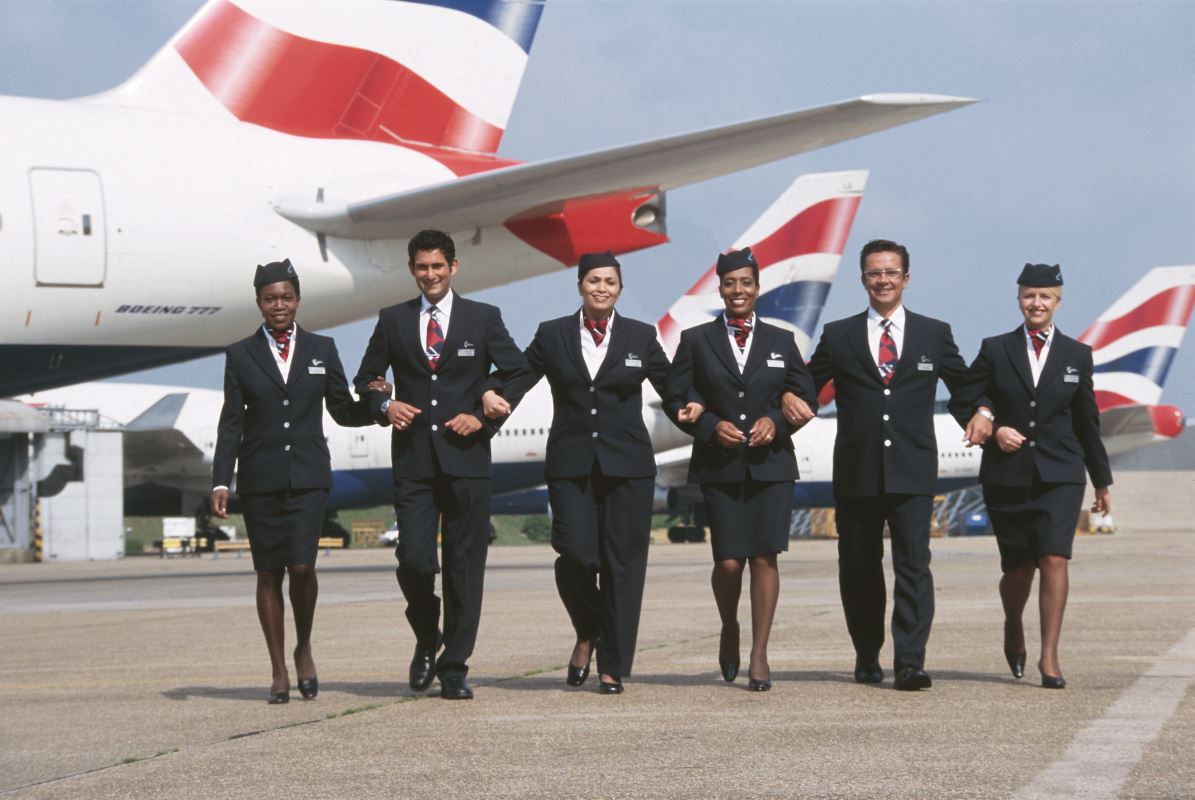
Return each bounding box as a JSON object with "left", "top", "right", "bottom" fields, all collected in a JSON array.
[
  {"left": 122, "top": 392, "right": 211, "bottom": 490},
  {"left": 654, "top": 444, "right": 694, "bottom": 489},
  {"left": 1099, "top": 404, "right": 1187, "bottom": 457},
  {"left": 275, "top": 94, "right": 973, "bottom": 240}
]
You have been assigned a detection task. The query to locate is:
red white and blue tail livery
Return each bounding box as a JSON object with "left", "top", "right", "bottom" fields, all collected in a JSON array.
[{"left": 656, "top": 171, "right": 867, "bottom": 358}]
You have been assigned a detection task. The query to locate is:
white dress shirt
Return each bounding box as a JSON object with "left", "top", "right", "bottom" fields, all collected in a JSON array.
[
  {"left": 419, "top": 289, "right": 455, "bottom": 358},
  {"left": 724, "top": 312, "right": 756, "bottom": 373},
  {"left": 579, "top": 309, "right": 613, "bottom": 379},
  {"left": 867, "top": 304, "right": 906, "bottom": 377},
  {"left": 262, "top": 323, "right": 296, "bottom": 382},
  {"left": 1023, "top": 323, "right": 1054, "bottom": 387}
]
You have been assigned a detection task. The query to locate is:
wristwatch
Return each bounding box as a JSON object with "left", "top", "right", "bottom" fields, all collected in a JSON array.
[
  {"left": 977, "top": 408, "right": 995, "bottom": 423},
  {"left": 380, "top": 398, "right": 393, "bottom": 415}
]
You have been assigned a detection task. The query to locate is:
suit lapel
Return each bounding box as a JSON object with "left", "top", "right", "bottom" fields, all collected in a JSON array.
[
  {"left": 562, "top": 311, "right": 588, "bottom": 380},
  {"left": 845, "top": 312, "right": 883, "bottom": 386},
  {"left": 247, "top": 327, "right": 286, "bottom": 391},
  {"left": 403, "top": 299, "right": 432, "bottom": 373},
  {"left": 286, "top": 325, "right": 315, "bottom": 388},
  {"left": 1037, "top": 327, "right": 1070, "bottom": 389},
  {"left": 593, "top": 312, "right": 628, "bottom": 382},
  {"left": 741, "top": 323, "right": 770, "bottom": 380},
  {"left": 889, "top": 313, "right": 919, "bottom": 386},
  {"left": 1001, "top": 327, "right": 1035, "bottom": 394},
  {"left": 705, "top": 317, "right": 744, "bottom": 384}
]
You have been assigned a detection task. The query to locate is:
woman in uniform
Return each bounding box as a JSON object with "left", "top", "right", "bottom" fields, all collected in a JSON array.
[
  {"left": 959, "top": 263, "right": 1112, "bottom": 688},
  {"left": 665, "top": 248, "right": 817, "bottom": 691},
  {"left": 482, "top": 251, "right": 698, "bottom": 694},
  {"left": 211, "top": 260, "right": 377, "bottom": 703}
]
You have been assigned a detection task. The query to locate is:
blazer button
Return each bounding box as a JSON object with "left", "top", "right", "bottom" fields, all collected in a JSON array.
[
  {"left": 431, "top": 375, "right": 438, "bottom": 381},
  {"left": 282, "top": 399, "right": 289, "bottom": 406},
  {"left": 1028, "top": 440, "right": 1036, "bottom": 447},
  {"left": 432, "top": 424, "right": 438, "bottom": 431},
  {"left": 431, "top": 399, "right": 438, "bottom": 406},
  {"left": 1028, "top": 421, "right": 1036, "bottom": 428},
  {"left": 883, "top": 388, "right": 891, "bottom": 396},
  {"left": 591, "top": 432, "right": 598, "bottom": 439},
  {"left": 739, "top": 414, "right": 747, "bottom": 420},
  {"left": 1029, "top": 400, "right": 1036, "bottom": 407},
  {"left": 589, "top": 386, "right": 595, "bottom": 393},
  {"left": 590, "top": 409, "right": 597, "bottom": 415},
  {"left": 283, "top": 422, "right": 290, "bottom": 429},
  {"left": 738, "top": 391, "right": 745, "bottom": 398},
  {"left": 284, "top": 444, "right": 291, "bottom": 451},
  {"left": 882, "top": 414, "right": 890, "bottom": 421},
  {"left": 884, "top": 439, "right": 892, "bottom": 447}
]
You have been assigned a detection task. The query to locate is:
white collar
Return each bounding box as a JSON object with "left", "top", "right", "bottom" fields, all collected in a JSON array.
[
  {"left": 1024, "top": 323, "right": 1054, "bottom": 341},
  {"left": 868, "top": 304, "right": 905, "bottom": 331},
  {"left": 421, "top": 289, "right": 455, "bottom": 317}
]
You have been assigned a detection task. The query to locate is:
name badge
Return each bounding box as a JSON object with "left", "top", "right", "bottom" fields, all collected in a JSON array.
[
  {"left": 457, "top": 348, "right": 475, "bottom": 357},
  {"left": 309, "top": 366, "right": 325, "bottom": 374},
  {"left": 767, "top": 359, "right": 784, "bottom": 368},
  {"left": 1063, "top": 374, "right": 1079, "bottom": 383},
  {"left": 917, "top": 362, "right": 934, "bottom": 371},
  {"left": 625, "top": 358, "right": 642, "bottom": 368}
]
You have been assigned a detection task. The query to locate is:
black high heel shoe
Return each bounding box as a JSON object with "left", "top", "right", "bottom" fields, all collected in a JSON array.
[
  {"left": 267, "top": 690, "right": 290, "bottom": 705},
  {"left": 598, "top": 677, "right": 623, "bottom": 695},
  {"left": 1039, "top": 661, "right": 1066, "bottom": 689},
  {"left": 298, "top": 677, "right": 319, "bottom": 699},
  {"left": 718, "top": 622, "right": 740, "bottom": 683},
  {"left": 566, "top": 638, "right": 595, "bottom": 687},
  {"left": 1004, "top": 651, "right": 1026, "bottom": 680},
  {"left": 747, "top": 675, "right": 772, "bottom": 692}
]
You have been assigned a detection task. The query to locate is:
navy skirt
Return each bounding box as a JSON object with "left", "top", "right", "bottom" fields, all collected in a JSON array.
[
  {"left": 701, "top": 480, "right": 794, "bottom": 561},
  {"left": 983, "top": 479, "right": 1084, "bottom": 572},
  {"left": 239, "top": 488, "right": 329, "bottom": 571}
]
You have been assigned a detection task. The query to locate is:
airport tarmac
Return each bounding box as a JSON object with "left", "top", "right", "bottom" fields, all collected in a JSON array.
[{"left": 1, "top": 528, "right": 1192, "bottom": 799}]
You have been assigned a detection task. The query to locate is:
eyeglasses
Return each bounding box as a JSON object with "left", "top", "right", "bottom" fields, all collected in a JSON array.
[{"left": 862, "top": 269, "right": 904, "bottom": 281}]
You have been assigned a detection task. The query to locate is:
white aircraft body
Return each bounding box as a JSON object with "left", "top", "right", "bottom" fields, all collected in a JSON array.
[{"left": 0, "top": 0, "right": 973, "bottom": 397}]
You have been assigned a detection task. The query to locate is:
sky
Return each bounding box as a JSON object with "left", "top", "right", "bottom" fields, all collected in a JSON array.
[{"left": 2, "top": 0, "right": 1193, "bottom": 413}]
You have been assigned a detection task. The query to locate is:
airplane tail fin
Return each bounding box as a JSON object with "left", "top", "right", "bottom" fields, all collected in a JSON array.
[
  {"left": 1078, "top": 266, "right": 1195, "bottom": 410},
  {"left": 656, "top": 170, "right": 868, "bottom": 357},
  {"left": 90, "top": 0, "right": 544, "bottom": 156}
]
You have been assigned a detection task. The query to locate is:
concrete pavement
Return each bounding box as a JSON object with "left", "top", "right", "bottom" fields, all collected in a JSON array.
[{"left": 1, "top": 528, "right": 1192, "bottom": 799}]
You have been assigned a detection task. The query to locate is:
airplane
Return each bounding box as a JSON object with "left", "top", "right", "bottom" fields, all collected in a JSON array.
[
  {"left": 0, "top": 0, "right": 974, "bottom": 398},
  {"left": 20, "top": 168, "right": 868, "bottom": 518}
]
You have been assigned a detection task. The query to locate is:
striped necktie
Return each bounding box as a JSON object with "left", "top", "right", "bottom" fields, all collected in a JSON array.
[
  {"left": 727, "top": 317, "right": 752, "bottom": 351},
  {"left": 426, "top": 306, "right": 444, "bottom": 370},
  {"left": 1029, "top": 328, "right": 1049, "bottom": 358},
  {"left": 878, "top": 318, "right": 898, "bottom": 384},
  {"left": 268, "top": 327, "right": 292, "bottom": 362}
]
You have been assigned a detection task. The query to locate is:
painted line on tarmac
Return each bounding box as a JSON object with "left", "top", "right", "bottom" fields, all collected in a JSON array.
[{"left": 1012, "top": 624, "right": 1195, "bottom": 800}]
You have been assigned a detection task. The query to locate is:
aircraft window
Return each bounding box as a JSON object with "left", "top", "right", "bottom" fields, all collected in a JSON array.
[{"left": 82, "top": 214, "right": 92, "bottom": 236}]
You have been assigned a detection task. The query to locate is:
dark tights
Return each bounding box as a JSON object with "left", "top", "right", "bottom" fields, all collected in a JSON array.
[
  {"left": 1000, "top": 554, "right": 1068, "bottom": 678},
  {"left": 711, "top": 554, "right": 780, "bottom": 681},
  {"left": 256, "top": 564, "right": 319, "bottom": 693}
]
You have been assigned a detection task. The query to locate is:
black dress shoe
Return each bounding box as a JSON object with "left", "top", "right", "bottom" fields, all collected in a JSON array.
[
  {"left": 267, "top": 690, "right": 290, "bottom": 705},
  {"left": 439, "top": 675, "right": 474, "bottom": 700},
  {"left": 747, "top": 677, "right": 772, "bottom": 692},
  {"left": 409, "top": 634, "right": 441, "bottom": 692},
  {"left": 893, "top": 667, "right": 933, "bottom": 691},
  {"left": 1005, "top": 651, "right": 1026, "bottom": 680},
  {"left": 854, "top": 657, "right": 883, "bottom": 684},
  {"left": 718, "top": 622, "right": 740, "bottom": 683},
  {"left": 566, "top": 639, "right": 595, "bottom": 687},
  {"left": 1039, "top": 662, "right": 1066, "bottom": 689},
  {"left": 597, "top": 679, "right": 623, "bottom": 695},
  {"left": 298, "top": 677, "right": 319, "bottom": 700}
]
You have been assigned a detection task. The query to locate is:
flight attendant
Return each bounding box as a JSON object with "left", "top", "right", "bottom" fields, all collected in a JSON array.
[
  {"left": 482, "top": 250, "right": 698, "bottom": 694},
  {"left": 354, "top": 229, "right": 529, "bottom": 701},
  {"left": 799, "top": 239, "right": 991, "bottom": 691},
  {"left": 666, "top": 247, "right": 817, "bottom": 692},
  {"left": 955, "top": 264, "right": 1112, "bottom": 688},
  {"left": 212, "top": 259, "right": 374, "bottom": 704}
]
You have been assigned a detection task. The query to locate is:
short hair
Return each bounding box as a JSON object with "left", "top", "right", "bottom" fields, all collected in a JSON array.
[
  {"left": 860, "top": 239, "right": 909, "bottom": 274},
  {"left": 255, "top": 278, "right": 299, "bottom": 301},
  {"left": 408, "top": 229, "right": 456, "bottom": 264}
]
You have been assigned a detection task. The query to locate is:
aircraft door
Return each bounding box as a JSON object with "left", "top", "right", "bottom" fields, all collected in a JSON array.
[
  {"left": 29, "top": 168, "right": 107, "bottom": 286},
  {"left": 350, "top": 431, "right": 369, "bottom": 459}
]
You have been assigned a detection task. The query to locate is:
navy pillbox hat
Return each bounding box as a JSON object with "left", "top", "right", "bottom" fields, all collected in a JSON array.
[
  {"left": 254, "top": 259, "right": 299, "bottom": 290},
  {"left": 1017, "top": 263, "right": 1063, "bottom": 287},
  {"left": 577, "top": 250, "right": 621, "bottom": 280},
  {"left": 716, "top": 247, "right": 758, "bottom": 277}
]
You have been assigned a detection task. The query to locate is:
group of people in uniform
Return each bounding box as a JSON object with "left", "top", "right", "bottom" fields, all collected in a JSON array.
[{"left": 212, "top": 230, "right": 1112, "bottom": 703}]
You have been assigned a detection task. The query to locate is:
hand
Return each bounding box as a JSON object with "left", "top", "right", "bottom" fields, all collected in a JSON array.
[
  {"left": 367, "top": 375, "right": 393, "bottom": 397},
  {"left": 481, "top": 390, "right": 511, "bottom": 420},
  {"left": 1091, "top": 486, "right": 1111, "bottom": 515},
  {"left": 963, "top": 413, "right": 993, "bottom": 447},
  {"left": 994, "top": 426, "right": 1026, "bottom": 453},
  {"left": 714, "top": 420, "right": 747, "bottom": 449},
  {"left": 748, "top": 416, "right": 778, "bottom": 447},
  {"left": 445, "top": 413, "right": 483, "bottom": 437},
  {"left": 211, "top": 488, "right": 229, "bottom": 519},
  {"left": 677, "top": 402, "right": 704, "bottom": 424},
  {"left": 781, "top": 392, "right": 815, "bottom": 428},
  {"left": 387, "top": 401, "right": 421, "bottom": 430}
]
